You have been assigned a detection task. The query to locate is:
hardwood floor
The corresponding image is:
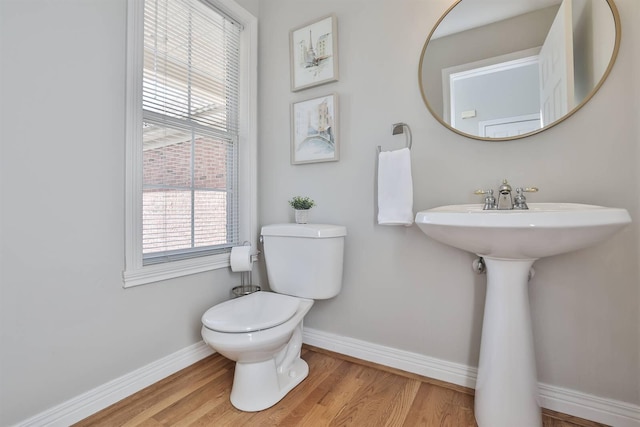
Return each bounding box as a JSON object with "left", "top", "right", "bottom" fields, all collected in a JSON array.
[{"left": 74, "top": 346, "right": 607, "bottom": 427}]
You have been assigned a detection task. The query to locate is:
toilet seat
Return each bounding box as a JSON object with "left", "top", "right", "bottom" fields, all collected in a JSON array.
[{"left": 202, "top": 291, "right": 300, "bottom": 333}]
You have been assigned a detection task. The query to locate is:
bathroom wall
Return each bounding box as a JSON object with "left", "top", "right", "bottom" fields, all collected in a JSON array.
[
  {"left": 0, "top": 0, "right": 637, "bottom": 425},
  {"left": 633, "top": 0, "right": 640, "bottom": 403},
  {"left": 0, "top": 0, "right": 258, "bottom": 425},
  {"left": 422, "top": 5, "right": 557, "bottom": 118},
  {"left": 451, "top": 64, "right": 540, "bottom": 136},
  {"left": 573, "top": 0, "right": 617, "bottom": 99},
  {"left": 258, "top": 0, "right": 639, "bottom": 407}
]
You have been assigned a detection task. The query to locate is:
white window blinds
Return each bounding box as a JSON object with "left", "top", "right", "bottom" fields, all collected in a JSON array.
[{"left": 141, "top": 0, "right": 242, "bottom": 264}]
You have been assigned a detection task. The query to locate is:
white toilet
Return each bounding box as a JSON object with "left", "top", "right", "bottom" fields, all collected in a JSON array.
[{"left": 201, "top": 223, "right": 346, "bottom": 412}]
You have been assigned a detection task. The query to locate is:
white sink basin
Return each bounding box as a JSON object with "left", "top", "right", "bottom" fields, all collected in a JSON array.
[
  {"left": 414, "top": 202, "right": 631, "bottom": 427},
  {"left": 415, "top": 202, "right": 631, "bottom": 259}
]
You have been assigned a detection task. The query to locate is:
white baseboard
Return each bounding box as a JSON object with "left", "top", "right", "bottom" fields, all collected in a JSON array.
[
  {"left": 14, "top": 330, "right": 640, "bottom": 427},
  {"left": 14, "top": 342, "right": 214, "bottom": 427},
  {"left": 303, "top": 327, "right": 640, "bottom": 427},
  {"left": 303, "top": 326, "right": 478, "bottom": 389},
  {"left": 539, "top": 384, "right": 640, "bottom": 427}
]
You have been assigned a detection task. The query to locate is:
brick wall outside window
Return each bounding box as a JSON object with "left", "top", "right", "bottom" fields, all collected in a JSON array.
[{"left": 142, "top": 137, "right": 230, "bottom": 254}]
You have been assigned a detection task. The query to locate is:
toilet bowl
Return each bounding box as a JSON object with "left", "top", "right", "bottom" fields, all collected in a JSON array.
[
  {"left": 201, "top": 291, "right": 313, "bottom": 411},
  {"left": 201, "top": 223, "right": 346, "bottom": 412}
]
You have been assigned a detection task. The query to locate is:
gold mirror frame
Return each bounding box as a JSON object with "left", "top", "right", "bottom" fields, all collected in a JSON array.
[{"left": 418, "top": 0, "right": 621, "bottom": 141}]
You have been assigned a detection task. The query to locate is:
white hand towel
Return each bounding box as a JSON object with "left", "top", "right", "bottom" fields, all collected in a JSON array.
[{"left": 377, "top": 147, "right": 414, "bottom": 226}]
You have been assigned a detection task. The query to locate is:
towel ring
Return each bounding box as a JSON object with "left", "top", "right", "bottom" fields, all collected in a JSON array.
[{"left": 377, "top": 122, "right": 412, "bottom": 153}]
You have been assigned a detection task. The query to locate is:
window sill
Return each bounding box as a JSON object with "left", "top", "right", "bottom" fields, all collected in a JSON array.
[{"left": 122, "top": 253, "right": 230, "bottom": 288}]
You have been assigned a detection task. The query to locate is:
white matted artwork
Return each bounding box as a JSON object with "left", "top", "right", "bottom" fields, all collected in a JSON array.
[
  {"left": 290, "top": 14, "right": 338, "bottom": 92},
  {"left": 291, "top": 93, "right": 339, "bottom": 164}
]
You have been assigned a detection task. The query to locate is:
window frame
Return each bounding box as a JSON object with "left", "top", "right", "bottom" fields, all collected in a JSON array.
[{"left": 123, "top": 0, "right": 257, "bottom": 288}]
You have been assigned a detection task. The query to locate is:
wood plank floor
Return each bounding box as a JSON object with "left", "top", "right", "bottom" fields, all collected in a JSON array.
[{"left": 74, "top": 346, "right": 607, "bottom": 427}]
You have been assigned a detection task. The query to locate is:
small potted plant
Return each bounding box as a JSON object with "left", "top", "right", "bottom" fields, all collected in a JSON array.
[{"left": 288, "top": 196, "right": 315, "bottom": 224}]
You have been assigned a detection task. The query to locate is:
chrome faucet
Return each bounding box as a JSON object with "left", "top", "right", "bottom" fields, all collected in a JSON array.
[
  {"left": 475, "top": 179, "right": 538, "bottom": 210},
  {"left": 497, "top": 179, "right": 513, "bottom": 210}
]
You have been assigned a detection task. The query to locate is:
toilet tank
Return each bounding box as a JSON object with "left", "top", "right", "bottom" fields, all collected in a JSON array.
[{"left": 261, "top": 223, "right": 346, "bottom": 299}]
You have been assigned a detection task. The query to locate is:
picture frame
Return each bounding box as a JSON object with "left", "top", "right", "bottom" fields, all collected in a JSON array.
[
  {"left": 289, "top": 14, "right": 339, "bottom": 92},
  {"left": 291, "top": 93, "right": 339, "bottom": 165}
]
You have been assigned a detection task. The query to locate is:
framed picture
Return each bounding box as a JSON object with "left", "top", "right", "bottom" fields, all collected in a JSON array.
[
  {"left": 289, "top": 14, "right": 338, "bottom": 92},
  {"left": 291, "top": 93, "right": 339, "bottom": 164}
]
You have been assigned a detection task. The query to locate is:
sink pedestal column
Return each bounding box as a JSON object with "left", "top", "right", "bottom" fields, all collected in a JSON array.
[{"left": 474, "top": 257, "right": 541, "bottom": 427}]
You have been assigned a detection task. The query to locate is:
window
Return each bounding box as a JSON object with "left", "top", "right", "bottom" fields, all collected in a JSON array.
[{"left": 124, "top": 0, "right": 257, "bottom": 287}]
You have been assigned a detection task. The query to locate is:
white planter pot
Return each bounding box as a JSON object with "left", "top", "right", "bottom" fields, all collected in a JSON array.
[{"left": 295, "top": 209, "right": 309, "bottom": 224}]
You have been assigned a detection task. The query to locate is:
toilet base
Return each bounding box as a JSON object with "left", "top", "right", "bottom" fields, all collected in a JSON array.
[{"left": 230, "top": 357, "right": 309, "bottom": 411}]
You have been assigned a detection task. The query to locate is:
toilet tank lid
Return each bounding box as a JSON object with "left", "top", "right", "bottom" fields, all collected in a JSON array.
[{"left": 261, "top": 223, "right": 347, "bottom": 238}]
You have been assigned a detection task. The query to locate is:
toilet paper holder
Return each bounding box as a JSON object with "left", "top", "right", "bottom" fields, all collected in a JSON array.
[
  {"left": 232, "top": 271, "right": 261, "bottom": 298},
  {"left": 232, "top": 284, "right": 260, "bottom": 298},
  {"left": 231, "top": 241, "right": 261, "bottom": 297}
]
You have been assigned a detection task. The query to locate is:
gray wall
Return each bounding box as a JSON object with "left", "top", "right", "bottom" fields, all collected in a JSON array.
[
  {"left": 452, "top": 63, "right": 540, "bottom": 135},
  {"left": 422, "top": 5, "right": 558, "bottom": 118},
  {"left": 633, "top": 2, "right": 640, "bottom": 405},
  {"left": 0, "top": 0, "right": 258, "bottom": 425},
  {"left": 0, "top": 0, "right": 637, "bottom": 425},
  {"left": 258, "top": 0, "right": 638, "bottom": 407},
  {"left": 573, "top": 0, "right": 617, "bottom": 103}
]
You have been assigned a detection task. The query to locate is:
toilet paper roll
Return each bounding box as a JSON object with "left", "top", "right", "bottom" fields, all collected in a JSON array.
[{"left": 230, "top": 245, "right": 253, "bottom": 272}]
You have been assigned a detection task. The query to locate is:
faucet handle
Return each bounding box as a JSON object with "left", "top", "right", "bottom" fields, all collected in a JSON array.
[
  {"left": 474, "top": 189, "right": 496, "bottom": 210},
  {"left": 518, "top": 187, "right": 539, "bottom": 193},
  {"left": 514, "top": 187, "right": 539, "bottom": 209}
]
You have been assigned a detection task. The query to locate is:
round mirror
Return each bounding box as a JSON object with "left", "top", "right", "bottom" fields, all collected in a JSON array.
[{"left": 419, "top": 0, "right": 620, "bottom": 141}]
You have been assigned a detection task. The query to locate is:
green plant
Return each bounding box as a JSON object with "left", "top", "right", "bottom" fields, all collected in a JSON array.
[{"left": 288, "top": 196, "right": 316, "bottom": 210}]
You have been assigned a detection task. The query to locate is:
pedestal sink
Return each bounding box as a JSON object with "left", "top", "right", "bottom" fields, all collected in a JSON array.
[{"left": 415, "top": 203, "right": 631, "bottom": 427}]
